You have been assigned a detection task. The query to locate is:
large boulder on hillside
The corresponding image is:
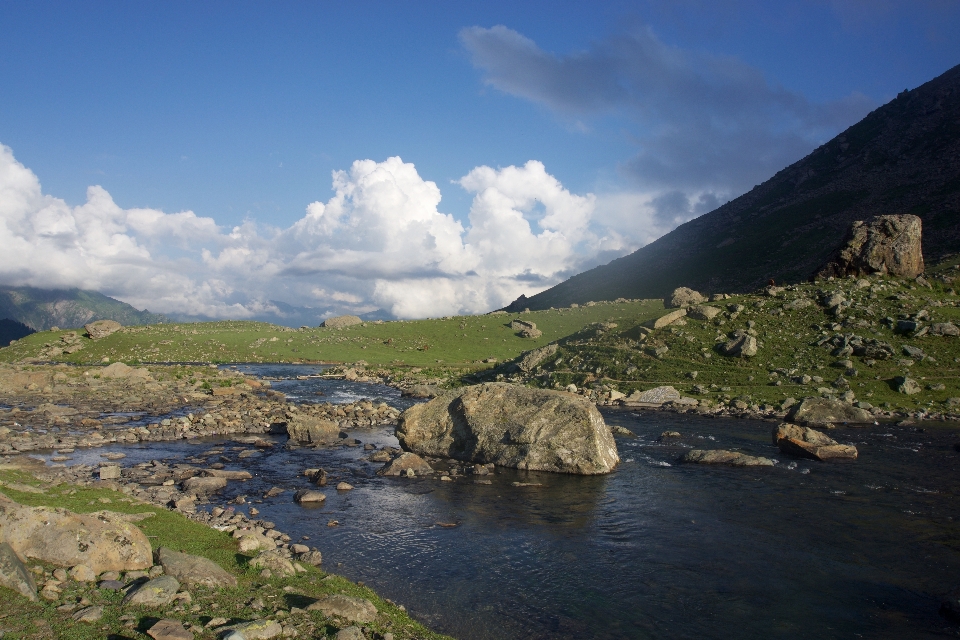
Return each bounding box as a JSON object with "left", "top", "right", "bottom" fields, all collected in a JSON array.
[
  {"left": 516, "top": 343, "right": 558, "bottom": 373},
  {"left": 84, "top": 319, "right": 123, "bottom": 340},
  {"left": 285, "top": 415, "right": 340, "bottom": 443},
  {"left": 819, "top": 214, "right": 924, "bottom": 279},
  {"left": 322, "top": 315, "right": 363, "bottom": 329},
  {"left": 667, "top": 287, "right": 706, "bottom": 308},
  {"left": 0, "top": 495, "right": 152, "bottom": 572},
  {"left": 772, "top": 423, "right": 858, "bottom": 461},
  {"left": 0, "top": 541, "right": 36, "bottom": 601},
  {"left": 397, "top": 383, "right": 619, "bottom": 475},
  {"left": 786, "top": 398, "right": 873, "bottom": 426}
]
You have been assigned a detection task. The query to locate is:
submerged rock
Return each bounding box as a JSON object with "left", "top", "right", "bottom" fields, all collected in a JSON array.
[
  {"left": 772, "top": 424, "right": 857, "bottom": 461},
  {"left": 397, "top": 383, "right": 619, "bottom": 475},
  {"left": 680, "top": 449, "right": 774, "bottom": 467}
]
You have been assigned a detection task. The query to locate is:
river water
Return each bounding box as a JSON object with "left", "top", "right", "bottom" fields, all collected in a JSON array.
[{"left": 41, "top": 365, "right": 960, "bottom": 639}]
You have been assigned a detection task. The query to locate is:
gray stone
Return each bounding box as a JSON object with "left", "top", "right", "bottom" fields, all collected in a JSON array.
[
  {"left": 147, "top": 618, "right": 193, "bottom": 639},
  {"left": 687, "top": 305, "right": 721, "bottom": 320},
  {"left": 650, "top": 308, "right": 687, "bottom": 329},
  {"left": 930, "top": 322, "right": 960, "bottom": 336},
  {"left": 772, "top": 424, "right": 858, "bottom": 461},
  {"left": 667, "top": 287, "right": 706, "bottom": 308},
  {"left": 401, "top": 385, "right": 440, "bottom": 399},
  {"left": 322, "top": 315, "right": 363, "bottom": 329},
  {"left": 516, "top": 343, "right": 558, "bottom": 373},
  {"left": 181, "top": 476, "right": 227, "bottom": 495},
  {"left": 122, "top": 575, "right": 181, "bottom": 606},
  {"left": 680, "top": 450, "right": 774, "bottom": 467},
  {"left": 624, "top": 386, "right": 681, "bottom": 406},
  {"left": 99, "top": 465, "right": 121, "bottom": 480},
  {"left": 307, "top": 593, "right": 378, "bottom": 623},
  {"left": 819, "top": 214, "right": 924, "bottom": 279},
  {"left": 0, "top": 541, "right": 36, "bottom": 600},
  {"left": 249, "top": 550, "right": 296, "bottom": 577},
  {"left": 335, "top": 627, "right": 365, "bottom": 640},
  {"left": 84, "top": 319, "right": 123, "bottom": 340},
  {"left": 895, "top": 376, "right": 922, "bottom": 395},
  {"left": 72, "top": 605, "right": 104, "bottom": 622},
  {"left": 155, "top": 547, "right": 237, "bottom": 589},
  {"left": 902, "top": 345, "right": 925, "bottom": 358},
  {"left": 377, "top": 452, "right": 433, "bottom": 477},
  {"left": 721, "top": 332, "right": 758, "bottom": 357},
  {"left": 397, "top": 383, "right": 619, "bottom": 475},
  {"left": 0, "top": 495, "right": 152, "bottom": 573},
  {"left": 293, "top": 489, "right": 327, "bottom": 504},
  {"left": 286, "top": 415, "right": 340, "bottom": 443},
  {"left": 786, "top": 398, "right": 873, "bottom": 426}
]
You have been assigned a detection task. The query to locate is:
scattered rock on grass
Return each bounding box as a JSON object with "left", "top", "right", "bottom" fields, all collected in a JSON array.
[
  {"left": 147, "top": 618, "right": 194, "bottom": 640},
  {"left": 155, "top": 547, "right": 237, "bottom": 589},
  {"left": 0, "top": 542, "right": 36, "bottom": 601},
  {"left": 122, "top": 575, "right": 181, "bottom": 607},
  {"left": 307, "top": 593, "right": 378, "bottom": 623}
]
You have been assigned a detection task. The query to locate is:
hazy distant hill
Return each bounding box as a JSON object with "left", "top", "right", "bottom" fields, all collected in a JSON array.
[
  {"left": 513, "top": 62, "right": 960, "bottom": 310},
  {"left": 0, "top": 286, "right": 166, "bottom": 331}
]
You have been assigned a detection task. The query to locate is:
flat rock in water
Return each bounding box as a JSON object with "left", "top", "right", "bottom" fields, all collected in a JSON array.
[
  {"left": 307, "top": 593, "right": 378, "bottom": 623},
  {"left": 377, "top": 452, "right": 433, "bottom": 477},
  {"left": 155, "top": 547, "right": 237, "bottom": 589},
  {"left": 293, "top": 489, "right": 326, "bottom": 504},
  {"left": 181, "top": 476, "right": 227, "bottom": 494},
  {"left": 773, "top": 424, "right": 858, "bottom": 461},
  {"left": 201, "top": 469, "right": 252, "bottom": 480},
  {"left": 787, "top": 398, "right": 873, "bottom": 426},
  {"left": 398, "top": 383, "right": 619, "bottom": 475},
  {"left": 147, "top": 618, "right": 193, "bottom": 640},
  {"left": 285, "top": 415, "right": 340, "bottom": 443},
  {"left": 122, "top": 575, "right": 180, "bottom": 606},
  {"left": 680, "top": 449, "right": 774, "bottom": 467},
  {"left": 0, "top": 541, "right": 36, "bottom": 600}
]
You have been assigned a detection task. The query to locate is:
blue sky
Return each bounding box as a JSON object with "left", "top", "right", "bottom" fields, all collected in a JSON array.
[{"left": 1, "top": 1, "right": 958, "bottom": 321}]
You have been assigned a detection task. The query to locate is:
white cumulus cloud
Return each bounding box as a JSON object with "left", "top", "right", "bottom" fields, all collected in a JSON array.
[{"left": 0, "top": 142, "right": 680, "bottom": 321}]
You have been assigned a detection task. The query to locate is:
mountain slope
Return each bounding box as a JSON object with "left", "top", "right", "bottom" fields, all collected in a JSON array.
[
  {"left": 517, "top": 62, "right": 960, "bottom": 310},
  {"left": 0, "top": 286, "right": 166, "bottom": 331}
]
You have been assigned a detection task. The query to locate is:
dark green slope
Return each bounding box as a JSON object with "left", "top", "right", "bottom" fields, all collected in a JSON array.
[
  {"left": 518, "top": 62, "right": 960, "bottom": 310},
  {"left": 0, "top": 286, "right": 166, "bottom": 331}
]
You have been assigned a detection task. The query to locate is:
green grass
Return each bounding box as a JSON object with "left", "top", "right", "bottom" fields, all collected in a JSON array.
[
  {"left": 0, "top": 300, "right": 665, "bottom": 369},
  {"left": 0, "top": 469, "right": 451, "bottom": 639}
]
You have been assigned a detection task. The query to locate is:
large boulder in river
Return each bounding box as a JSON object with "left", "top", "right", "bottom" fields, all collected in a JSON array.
[
  {"left": 680, "top": 449, "right": 774, "bottom": 467},
  {"left": 818, "top": 214, "right": 924, "bottom": 279},
  {"left": 322, "top": 315, "right": 363, "bottom": 329},
  {"left": 84, "top": 319, "right": 123, "bottom": 340},
  {"left": 772, "top": 424, "right": 858, "bottom": 461},
  {"left": 285, "top": 415, "right": 340, "bottom": 443},
  {"left": 786, "top": 398, "right": 873, "bottom": 426},
  {"left": 0, "top": 494, "right": 152, "bottom": 572},
  {"left": 397, "top": 383, "right": 619, "bottom": 475}
]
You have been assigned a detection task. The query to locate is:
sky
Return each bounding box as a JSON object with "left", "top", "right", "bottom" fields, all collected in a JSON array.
[{"left": 1, "top": 0, "right": 958, "bottom": 322}]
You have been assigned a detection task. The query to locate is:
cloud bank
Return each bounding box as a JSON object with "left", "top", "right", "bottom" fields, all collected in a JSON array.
[
  {"left": 0, "top": 144, "right": 682, "bottom": 321},
  {"left": 460, "top": 24, "right": 873, "bottom": 202}
]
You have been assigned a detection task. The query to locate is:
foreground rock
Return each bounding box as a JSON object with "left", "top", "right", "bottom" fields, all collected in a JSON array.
[
  {"left": 307, "top": 593, "right": 378, "bottom": 623},
  {"left": 680, "top": 450, "right": 774, "bottom": 467},
  {"left": 122, "top": 575, "right": 181, "bottom": 606},
  {"left": 377, "top": 452, "right": 433, "bottom": 477},
  {"left": 397, "top": 383, "right": 619, "bottom": 475},
  {"left": 155, "top": 546, "right": 237, "bottom": 588},
  {"left": 787, "top": 398, "right": 873, "bottom": 426},
  {"left": 147, "top": 618, "right": 193, "bottom": 640},
  {"left": 818, "top": 214, "right": 924, "bottom": 279},
  {"left": 772, "top": 424, "right": 858, "bottom": 461},
  {"left": 622, "top": 386, "right": 680, "bottom": 406},
  {"left": 0, "top": 541, "right": 36, "bottom": 600},
  {"left": 0, "top": 494, "right": 152, "bottom": 572}
]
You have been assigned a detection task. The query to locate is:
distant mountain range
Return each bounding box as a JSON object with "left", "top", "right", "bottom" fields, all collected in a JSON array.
[
  {"left": 0, "top": 286, "right": 167, "bottom": 331},
  {"left": 0, "top": 285, "right": 393, "bottom": 332},
  {"left": 510, "top": 62, "right": 960, "bottom": 310}
]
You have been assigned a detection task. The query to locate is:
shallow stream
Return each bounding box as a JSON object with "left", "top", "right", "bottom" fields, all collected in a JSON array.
[{"left": 38, "top": 365, "right": 960, "bottom": 639}]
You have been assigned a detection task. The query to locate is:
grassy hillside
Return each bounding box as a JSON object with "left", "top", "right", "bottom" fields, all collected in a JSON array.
[
  {"left": 0, "top": 285, "right": 166, "bottom": 331},
  {"left": 0, "top": 300, "right": 665, "bottom": 368},
  {"left": 515, "top": 62, "right": 960, "bottom": 310}
]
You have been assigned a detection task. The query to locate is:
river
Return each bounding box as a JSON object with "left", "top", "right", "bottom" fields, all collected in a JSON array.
[{"left": 39, "top": 365, "right": 960, "bottom": 639}]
